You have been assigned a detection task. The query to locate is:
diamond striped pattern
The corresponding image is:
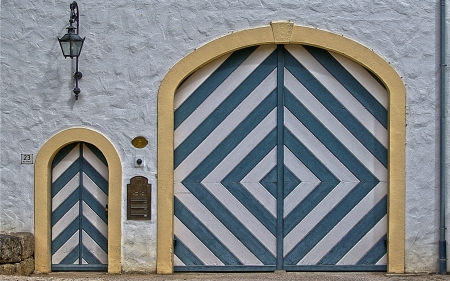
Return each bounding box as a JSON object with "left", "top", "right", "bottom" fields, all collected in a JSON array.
[
  {"left": 174, "top": 45, "right": 387, "bottom": 271},
  {"left": 51, "top": 142, "right": 108, "bottom": 271}
]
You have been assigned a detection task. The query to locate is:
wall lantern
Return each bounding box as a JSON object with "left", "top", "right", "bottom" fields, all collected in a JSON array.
[{"left": 58, "top": 1, "right": 85, "bottom": 100}]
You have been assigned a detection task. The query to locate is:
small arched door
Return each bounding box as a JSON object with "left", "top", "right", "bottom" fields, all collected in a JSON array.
[
  {"left": 51, "top": 142, "right": 108, "bottom": 271},
  {"left": 173, "top": 44, "right": 388, "bottom": 271}
]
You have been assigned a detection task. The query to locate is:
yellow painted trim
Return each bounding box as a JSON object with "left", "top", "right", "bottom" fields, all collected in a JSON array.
[
  {"left": 34, "top": 127, "right": 122, "bottom": 274},
  {"left": 157, "top": 22, "right": 405, "bottom": 274}
]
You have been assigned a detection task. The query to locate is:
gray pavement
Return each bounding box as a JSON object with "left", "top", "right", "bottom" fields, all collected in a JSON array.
[{"left": 2, "top": 272, "right": 450, "bottom": 281}]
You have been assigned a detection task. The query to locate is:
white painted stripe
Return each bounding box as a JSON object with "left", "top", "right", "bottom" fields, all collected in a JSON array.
[
  {"left": 284, "top": 147, "right": 321, "bottom": 217},
  {"left": 83, "top": 144, "right": 108, "bottom": 181},
  {"left": 284, "top": 182, "right": 317, "bottom": 218},
  {"left": 52, "top": 144, "right": 80, "bottom": 183},
  {"left": 203, "top": 182, "right": 276, "bottom": 257},
  {"left": 52, "top": 201, "right": 79, "bottom": 241},
  {"left": 284, "top": 109, "right": 359, "bottom": 182},
  {"left": 82, "top": 230, "right": 107, "bottom": 264},
  {"left": 199, "top": 72, "right": 277, "bottom": 183},
  {"left": 175, "top": 183, "right": 265, "bottom": 265},
  {"left": 284, "top": 181, "right": 357, "bottom": 255},
  {"left": 174, "top": 255, "right": 186, "bottom": 267},
  {"left": 175, "top": 54, "right": 231, "bottom": 110},
  {"left": 297, "top": 182, "right": 387, "bottom": 265},
  {"left": 284, "top": 147, "right": 320, "bottom": 183},
  {"left": 174, "top": 215, "right": 224, "bottom": 266},
  {"left": 285, "top": 45, "right": 388, "bottom": 147},
  {"left": 82, "top": 201, "right": 108, "bottom": 238},
  {"left": 376, "top": 254, "right": 387, "bottom": 265},
  {"left": 174, "top": 44, "right": 277, "bottom": 148},
  {"left": 337, "top": 215, "right": 387, "bottom": 265},
  {"left": 175, "top": 99, "right": 277, "bottom": 183},
  {"left": 241, "top": 182, "right": 277, "bottom": 217},
  {"left": 52, "top": 173, "right": 80, "bottom": 212},
  {"left": 83, "top": 173, "right": 108, "bottom": 207},
  {"left": 241, "top": 148, "right": 277, "bottom": 216},
  {"left": 52, "top": 230, "right": 79, "bottom": 264},
  {"left": 284, "top": 77, "right": 387, "bottom": 181},
  {"left": 330, "top": 52, "right": 388, "bottom": 108}
]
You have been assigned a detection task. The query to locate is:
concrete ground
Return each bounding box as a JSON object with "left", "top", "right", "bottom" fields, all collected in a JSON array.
[{"left": 2, "top": 272, "right": 450, "bottom": 281}]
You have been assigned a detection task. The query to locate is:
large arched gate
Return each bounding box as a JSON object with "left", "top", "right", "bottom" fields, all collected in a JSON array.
[{"left": 173, "top": 44, "right": 388, "bottom": 271}]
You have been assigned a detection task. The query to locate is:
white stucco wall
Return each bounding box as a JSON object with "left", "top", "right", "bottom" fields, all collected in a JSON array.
[{"left": 0, "top": 0, "right": 448, "bottom": 273}]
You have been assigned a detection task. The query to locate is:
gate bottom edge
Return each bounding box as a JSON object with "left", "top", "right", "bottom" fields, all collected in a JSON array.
[
  {"left": 283, "top": 265, "right": 387, "bottom": 272},
  {"left": 174, "top": 265, "right": 386, "bottom": 272},
  {"left": 174, "top": 265, "right": 277, "bottom": 272},
  {"left": 52, "top": 264, "right": 108, "bottom": 272}
]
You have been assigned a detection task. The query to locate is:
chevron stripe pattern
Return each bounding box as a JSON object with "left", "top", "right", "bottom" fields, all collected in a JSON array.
[
  {"left": 51, "top": 142, "right": 108, "bottom": 271},
  {"left": 174, "top": 45, "right": 387, "bottom": 271}
]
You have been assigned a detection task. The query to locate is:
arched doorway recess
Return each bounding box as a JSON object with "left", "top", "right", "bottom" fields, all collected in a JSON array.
[
  {"left": 35, "top": 127, "right": 122, "bottom": 273},
  {"left": 157, "top": 21, "right": 405, "bottom": 274}
]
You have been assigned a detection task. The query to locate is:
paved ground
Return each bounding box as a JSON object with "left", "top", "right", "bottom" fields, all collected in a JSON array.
[{"left": 2, "top": 272, "right": 450, "bottom": 281}]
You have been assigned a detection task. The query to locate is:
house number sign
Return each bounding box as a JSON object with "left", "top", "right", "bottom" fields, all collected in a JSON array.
[{"left": 127, "top": 176, "right": 151, "bottom": 220}]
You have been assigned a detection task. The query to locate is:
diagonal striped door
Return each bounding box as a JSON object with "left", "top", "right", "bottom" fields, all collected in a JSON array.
[
  {"left": 51, "top": 142, "right": 108, "bottom": 271},
  {"left": 174, "top": 44, "right": 387, "bottom": 271}
]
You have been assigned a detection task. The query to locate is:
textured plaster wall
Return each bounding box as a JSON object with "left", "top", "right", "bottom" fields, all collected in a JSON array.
[{"left": 0, "top": 0, "right": 447, "bottom": 273}]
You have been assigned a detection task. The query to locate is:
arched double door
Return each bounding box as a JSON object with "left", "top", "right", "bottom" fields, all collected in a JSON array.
[{"left": 173, "top": 44, "right": 388, "bottom": 271}]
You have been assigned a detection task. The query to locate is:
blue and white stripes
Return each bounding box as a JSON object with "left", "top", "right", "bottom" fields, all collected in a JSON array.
[
  {"left": 51, "top": 142, "right": 108, "bottom": 271},
  {"left": 174, "top": 44, "right": 387, "bottom": 271}
]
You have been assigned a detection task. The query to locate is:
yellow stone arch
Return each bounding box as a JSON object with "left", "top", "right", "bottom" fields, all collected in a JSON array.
[
  {"left": 34, "top": 127, "right": 122, "bottom": 273},
  {"left": 157, "top": 21, "right": 406, "bottom": 274}
]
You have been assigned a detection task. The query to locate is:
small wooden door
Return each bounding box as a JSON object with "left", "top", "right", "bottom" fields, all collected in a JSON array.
[{"left": 51, "top": 142, "right": 108, "bottom": 271}]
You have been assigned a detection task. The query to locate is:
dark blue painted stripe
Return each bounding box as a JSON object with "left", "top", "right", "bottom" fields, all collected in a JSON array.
[
  {"left": 175, "top": 46, "right": 259, "bottom": 129},
  {"left": 52, "top": 189, "right": 79, "bottom": 226},
  {"left": 182, "top": 182, "right": 276, "bottom": 265},
  {"left": 357, "top": 235, "right": 387, "bottom": 265},
  {"left": 283, "top": 181, "right": 378, "bottom": 265},
  {"left": 283, "top": 184, "right": 339, "bottom": 235},
  {"left": 318, "top": 196, "right": 387, "bottom": 265},
  {"left": 260, "top": 167, "right": 278, "bottom": 198},
  {"left": 221, "top": 130, "right": 277, "bottom": 235},
  {"left": 283, "top": 166, "right": 302, "bottom": 199},
  {"left": 52, "top": 218, "right": 79, "bottom": 255},
  {"left": 183, "top": 89, "right": 277, "bottom": 183},
  {"left": 84, "top": 143, "right": 108, "bottom": 166},
  {"left": 52, "top": 143, "right": 79, "bottom": 168},
  {"left": 174, "top": 235, "right": 204, "bottom": 266},
  {"left": 82, "top": 159, "right": 108, "bottom": 195},
  {"left": 82, "top": 188, "right": 107, "bottom": 223},
  {"left": 284, "top": 53, "right": 388, "bottom": 168},
  {"left": 175, "top": 197, "right": 241, "bottom": 265},
  {"left": 264, "top": 166, "right": 307, "bottom": 203},
  {"left": 58, "top": 244, "right": 80, "bottom": 265},
  {"left": 284, "top": 89, "right": 378, "bottom": 183},
  {"left": 175, "top": 51, "right": 278, "bottom": 168},
  {"left": 82, "top": 245, "right": 102, "bottom": 264},
  {"left": 222, "top": 182, "right": 276, "bottom": 236},
  {"left": 82, "top": 217, "right": 108, "bottom": 253},
  {"left": 52, "top": 159, "right": 81, "bottom": 197},
  {"left": 302, "top": 46, "right": 388, "bottom": 128}
]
